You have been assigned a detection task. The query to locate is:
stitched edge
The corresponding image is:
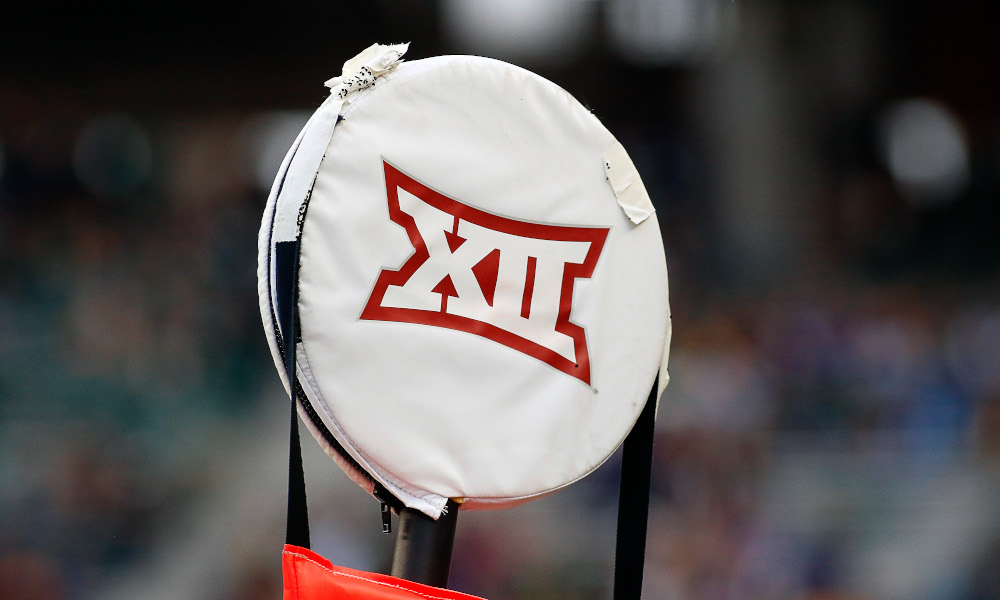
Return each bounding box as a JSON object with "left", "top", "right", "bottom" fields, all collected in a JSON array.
[
  {"left": 286, "top": 548, "right": 300, "bottom": 595},
  {"left": 284, "top": 550, "right": 486, "bottom": 600}
]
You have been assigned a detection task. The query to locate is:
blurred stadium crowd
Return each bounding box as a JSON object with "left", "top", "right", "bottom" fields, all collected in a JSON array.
[{"left": 2, "top": 1, "right": 999, "bottom": 599}]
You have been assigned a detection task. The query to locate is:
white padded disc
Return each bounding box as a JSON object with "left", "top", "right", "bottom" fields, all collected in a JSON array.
[{"left": 258, "top": 45, "right": 670, "bottom": 518}]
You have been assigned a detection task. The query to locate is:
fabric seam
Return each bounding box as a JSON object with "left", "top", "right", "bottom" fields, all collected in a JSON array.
[{"left": 284, "top": 550, "right": 486, "bottom": 600}]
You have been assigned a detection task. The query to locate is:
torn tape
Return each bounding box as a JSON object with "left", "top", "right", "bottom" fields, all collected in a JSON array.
[
  {"left": 603, "top": 141, "right": 655, "bottom": 225},
  {"left": 325, "top": 42, "right": 410, "bottom": 101},
  {"left": 657, "top": 310, "right": 672, "bottom": 412}
]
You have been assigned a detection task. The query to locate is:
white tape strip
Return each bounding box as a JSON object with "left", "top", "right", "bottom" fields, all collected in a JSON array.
[{"left": 603, "top": 141, "right": 655, "bottom": 224}]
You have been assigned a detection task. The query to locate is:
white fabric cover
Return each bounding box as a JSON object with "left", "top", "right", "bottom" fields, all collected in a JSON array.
[{"left": 258, "top": 45, "right": 671, "bottom": 519}]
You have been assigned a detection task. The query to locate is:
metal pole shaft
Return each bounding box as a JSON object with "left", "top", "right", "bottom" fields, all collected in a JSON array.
[{"left": 390, "top": 499, "right": 459, "bottom": 587}]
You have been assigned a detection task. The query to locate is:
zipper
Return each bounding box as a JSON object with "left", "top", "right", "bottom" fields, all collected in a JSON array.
[
  {"left": 373, "top": 482, "right": 395, "bottom": 534},
  {"left": 294, "top": 382, "right": 404, "bottom": 533}
]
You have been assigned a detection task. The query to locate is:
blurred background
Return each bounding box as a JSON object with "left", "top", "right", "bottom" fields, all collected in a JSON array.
[{"left": 1, "top": 1, "right": 999, "bottom": 598}]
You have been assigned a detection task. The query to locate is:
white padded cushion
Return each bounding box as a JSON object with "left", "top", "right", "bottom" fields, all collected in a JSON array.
[{"left": 259, "top": 50, "right": 670, "bottom": 518}]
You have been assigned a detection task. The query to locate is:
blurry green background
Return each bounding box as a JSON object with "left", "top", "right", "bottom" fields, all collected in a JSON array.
[{"left": 2, "top": 1, "right": 999, "bottom": 599}]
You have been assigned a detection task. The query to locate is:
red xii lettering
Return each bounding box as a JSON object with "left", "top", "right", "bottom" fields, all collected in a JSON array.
[{"left": 360, "top": 161, "right": 609, "bottom": 385}]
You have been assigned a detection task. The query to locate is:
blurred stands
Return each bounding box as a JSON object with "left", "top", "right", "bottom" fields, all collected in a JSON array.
[{"left": 2, "top": 1, "right": 1000, "bottom": 599}]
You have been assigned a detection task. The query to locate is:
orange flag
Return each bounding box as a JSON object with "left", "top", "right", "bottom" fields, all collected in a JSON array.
[{"left": 282, "top": 546, "right": 486, "bottom": 600}]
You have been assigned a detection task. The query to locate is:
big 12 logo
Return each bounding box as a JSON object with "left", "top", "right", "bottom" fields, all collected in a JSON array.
[{"left": 362, "top": 161, "right": 609, "bottom": 385}]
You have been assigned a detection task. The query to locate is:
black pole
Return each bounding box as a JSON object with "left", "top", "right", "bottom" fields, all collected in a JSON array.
[
  {"left": 390, "top": 499, "right": 460, "bottom": 587},
  {"left": 613, "top": 381, "right": 658, "bottom": 600}
]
